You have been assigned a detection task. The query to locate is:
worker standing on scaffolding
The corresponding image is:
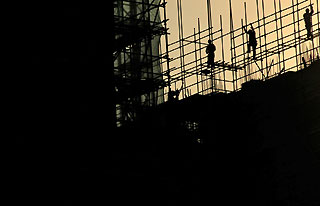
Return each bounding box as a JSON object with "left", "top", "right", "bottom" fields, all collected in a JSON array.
[
  {"left": 244, "top": 23, "right": 257, "bottom": 60},
  {"left": 206, "top": 39, "right": 216, "bottom": 68},
  {"left": 304, "top": 4, "right": 314, "bottom": 40}
]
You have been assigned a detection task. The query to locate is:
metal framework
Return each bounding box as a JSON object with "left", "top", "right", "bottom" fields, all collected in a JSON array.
[
  {"left": 113, "top": 0, "right": 169, "bottom": 127},
  {"left": 112, "top": 0, "right": 320, "bottom": 127},
  {"left": 158, "top": 0, "right": 320, "bottom": 102}
]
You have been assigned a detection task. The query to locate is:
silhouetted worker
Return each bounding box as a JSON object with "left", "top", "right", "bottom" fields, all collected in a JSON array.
[
  {"left": 244, "top": 23, "right": 257, "bottom": 59},
  {"left": 206, "top": 39, "right": 216, "bottom": 68},
  {"left": 304, "top": 5, "right": 314, "bottom": 40}
]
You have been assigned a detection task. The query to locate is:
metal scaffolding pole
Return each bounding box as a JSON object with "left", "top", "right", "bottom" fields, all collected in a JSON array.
[
  {"left": 229, "top": 0, "right": 236, "bottom": 91},
  {"left": 273, "top": 0, "right": 281, "bottom": 74},
  {"left": 220, "top": 15, "right": 227, "bottom": 92},
  {"left": 244, "top": 2, "right": 252, "bottom": 80},
  {"left": 262, "top": 0, "right": 269, "bottom": 76},
  {"left": 256, "top": 0, "right": 264, "bottom": 79},
  {"left": 291, "top": 0, "right": 300, "bottom": 71}
]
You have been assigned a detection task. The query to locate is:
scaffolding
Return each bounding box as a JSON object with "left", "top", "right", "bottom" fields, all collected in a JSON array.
[
  {"left": 113, "top": 0, "right": 169, "bottom": 127},
  {"left": 159, "top": 0, "right": 320, "bottom": 102},
  {"left": 113, "top": 0, "right": 320, "bottom": 127}
]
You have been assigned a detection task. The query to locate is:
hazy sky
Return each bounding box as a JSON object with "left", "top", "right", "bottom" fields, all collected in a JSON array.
[{"left": 165, "top": 0, "right": 317, "bottom": 42}]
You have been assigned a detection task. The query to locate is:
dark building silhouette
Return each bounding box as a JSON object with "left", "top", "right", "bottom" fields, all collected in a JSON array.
[{"left": 10, "top": 1, "right": 320, "bottom": 206}]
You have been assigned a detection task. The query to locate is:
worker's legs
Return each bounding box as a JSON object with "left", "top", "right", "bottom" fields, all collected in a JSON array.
[
  {"left": 307, "top": 28, "right": 313, "bottom": 39},
  {"left": 247, "top": 43, "right": 251, "bottom": 53},
  {"left": 208, "top": 55, "right": 214, "bottom": 68},
  {"left": 306, "top": 25, "right": 313, "bottom": 39},
  {"left": 252, "top": 45, "right": 256, "bottom": 59}
]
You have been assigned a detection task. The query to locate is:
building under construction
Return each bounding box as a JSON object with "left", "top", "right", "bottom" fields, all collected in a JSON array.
[
  {"left": 111, "top": 0, "right": 320, "bottom": 205},
  {"left": 10, "top": 1, "right": 320, "bottom": 206}
]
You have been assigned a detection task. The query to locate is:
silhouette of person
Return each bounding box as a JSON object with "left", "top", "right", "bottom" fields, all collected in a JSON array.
[
  {"left": 244, "top": 23, "right": 257, "bottom": 59},
  {"left": 206, "top": 39, "right": 216, "bottom": 68},
  {"left": 304, "top": 5, "right": 314, "bottom": 40}
]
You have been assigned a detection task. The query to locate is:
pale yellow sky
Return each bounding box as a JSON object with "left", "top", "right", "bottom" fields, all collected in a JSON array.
[{"left": 165, "top": 0, "right": 317, "bottom": 41}]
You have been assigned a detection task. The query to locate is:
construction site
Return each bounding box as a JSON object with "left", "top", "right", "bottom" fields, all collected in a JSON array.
[
  {"left": 10, "top": 0, "right": 320, "bottom": 205},
  {"left": 112, "top": 0, "right": 320, "bottom": 205}
]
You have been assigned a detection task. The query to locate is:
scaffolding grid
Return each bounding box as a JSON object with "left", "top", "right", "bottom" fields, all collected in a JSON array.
[
  {"left": 113, "top": 0, "right": 169, "bottom": 127},
  {"left": 113, "top": 0, "right": 320, "bottom": 127},
  {"left": 159, "top": 0, "right": 320, "bottom": 102}
]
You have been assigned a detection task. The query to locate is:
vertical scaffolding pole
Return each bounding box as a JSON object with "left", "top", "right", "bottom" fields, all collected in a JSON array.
[
  {"left": 311, "top": 0, "right": 316, "bottom": 62},
  {"left": 163, "top": 0, "right": 171, "bottom": 98},
  {"left": 296, "top": 0, "right": 303, "bottom": 70},
  {"left": 317, "top": 0, "right": 320, "bottom": 57},
  {"left": 262, "top": 0, "right": 269, "bottom": 76},
  {"left": 279, "top": 0, "right": 286, "bottom": 72},
  {"left": 291, "top": 0, "right": 300, "bottom": 71},
  {"left": 274, "top": 0, "right": 281, "bottom": 74},
  {"left": 241, "top": 19, "right": 248, "bottom": 83},
  {"left": 244, "top": 2, "right": 252, "bottom": 80},
  {"left": 198, "top": 18, "right": 204, "bottom": 95},
  {"left": 229, "top": 0, "right": 236, "bottom": 91},
  {"left": 207, "top": 0, "right": 215, "bottom": 93},
  {"left": 176, "top": 0, "right": 185, "bottom": 98},
  {"left": 220, "top": 15, "right": 227, "bottom": 92},
  {"left": 194, "top": 28, "right": 199, "bottom": 94},
  {"left": 255, "top": 0, "right": 264, "bottom": 79},
  {"left": 207, "top": 0, "right": 213, "bottom": 40},
  {"left": 179, "top": 0, "right": 187, "bottom": 97},
  {"left": 146, "top": 0, "right": 155, "bottom": 106},
  {"left": 232, "top": 6, "right": 238, "bottom": 90}
]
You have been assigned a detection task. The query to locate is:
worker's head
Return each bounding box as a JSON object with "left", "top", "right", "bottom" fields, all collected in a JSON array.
[
  {"left": 306, "top": 8, "right": 309, "bottom": 13},
  {"left": 208, "top": 39, "right": 212, "bottom": 44}
]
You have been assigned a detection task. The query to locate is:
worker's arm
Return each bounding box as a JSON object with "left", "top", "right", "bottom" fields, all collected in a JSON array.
[{"left": 310, "top": 5, "right": 314, "bottom": 14}]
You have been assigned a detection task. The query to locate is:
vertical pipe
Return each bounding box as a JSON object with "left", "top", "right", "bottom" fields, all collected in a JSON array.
[
  {"left": 179, "top": 0, "right": 187, "bottom": 98},
  {"left": 210, "top": 0, "right": 216, "bottom": 92},
  {"left": 147, "top": 0, "right": 155, "bottom": 106},
  {"left": 194, "top": 28, "right": 200, "bottom": 94},
  {"left": 207, "top": 0, "right": 213, "bottom": 39},
  {"left": 261, "top": 0, "right": 269, "bottom": 77},
  {"left": 310, "top": 0, "right": 314, "bottom": 62},
  {"left": 229, "top": 0, "right": 236, "bottom": 91},
  {"left": 179, "top": 0, "right": 187, "bottom": 97},
  {"left": 163, "top": 0, "right": 171, "bottom": 100},
  {"left": 207, "top": 0, "right": 214, "bottom": 93},
  {"left": 244, "top": 2, "right": 251, "bottom": 80},
  {"left": 255, "top": 0, "right": 264, "bottom": 79},
  {"left": 291, "top": 0, "right": 299, "bottom": 71},
  {"left": 176, "top": 0, "right": 184, "bottom": 98},
  {"left": 296, "top": 0, "right": 303, "bottom": 70},
  {"left": 241, "top": 19, "right": 248, "bottom": 83},
  {"left": 231, "top": 5, "right": 238, "bottom": 90},
  {"left": 198, "top": 18, "right": 204, "bottom": 95},
  {"left": 273, "top": 0, "right": 281, "bottom": 74},
  {"left": 220, "top": 15, "right": 227, "bottom": 93},
  {"left": 279, "top": 0, "right": 286, "bottom": 71},
  {"left": 317, "top": 0, "right": 320, "bottom": 56},
  {"left": 317, "top": 0, "right": 320, "bottom": 55},
  {"left": 310, "top": 0, "right": 316, "bottom": 61}
]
